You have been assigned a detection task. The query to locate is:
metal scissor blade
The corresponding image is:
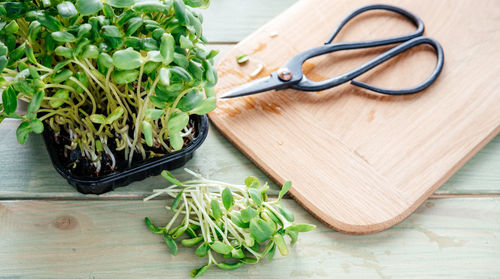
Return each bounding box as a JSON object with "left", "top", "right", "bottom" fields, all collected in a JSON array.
[{"left": 219, "top": 73, "right": 285, "bottom": 99}]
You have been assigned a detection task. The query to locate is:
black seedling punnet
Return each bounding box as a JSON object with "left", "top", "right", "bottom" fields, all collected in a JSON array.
[{"left": 42, "top": 115, "right": 208, "bottom": 195}]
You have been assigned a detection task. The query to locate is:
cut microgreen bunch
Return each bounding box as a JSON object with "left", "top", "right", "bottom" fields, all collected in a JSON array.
[
  {"left": 144, "top": 169, "right": 316, "bottom": 278},
  {"left": 0, "top": 0, "right": 217, "bottom": 174}
]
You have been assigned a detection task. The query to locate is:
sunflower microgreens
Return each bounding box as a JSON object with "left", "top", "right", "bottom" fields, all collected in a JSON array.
[
  {"left": 0, "top": 0, "right": 217, "bottom": 173},
  {"left": 144, "top": 169, "right": 316, "bottom": 278}
]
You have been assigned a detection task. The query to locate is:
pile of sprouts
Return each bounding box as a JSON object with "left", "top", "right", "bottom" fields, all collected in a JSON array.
[
  {"left": 145, "top": 170, "right": 316, "bottom": 277},
  {"left": 0, "top": 0, "right": 217, "bottom": 174}
]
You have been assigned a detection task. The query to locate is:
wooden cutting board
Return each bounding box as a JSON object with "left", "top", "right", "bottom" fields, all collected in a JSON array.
[{"left": 209, "top": 0, "right": 500, "bottom": 234}]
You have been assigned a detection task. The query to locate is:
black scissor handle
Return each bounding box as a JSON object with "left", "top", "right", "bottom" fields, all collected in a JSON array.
[
  {"left": 284, "top": 4, "right": 444, "bottom": 95},
  {"left": 324, "top": 4, "right": 424, "bottom": 46}
]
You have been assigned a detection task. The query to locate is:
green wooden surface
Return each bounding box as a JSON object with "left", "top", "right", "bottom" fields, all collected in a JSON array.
[
  {"left": 202, "top": 0, "right": 298, "bottom": 42},
  {"left": 0, "top": 198, "right": 499, "bottom": 278}
]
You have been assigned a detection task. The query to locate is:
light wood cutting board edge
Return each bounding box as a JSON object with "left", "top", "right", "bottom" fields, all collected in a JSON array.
[{"left": 208, "top": 0, "right": 500, "bottom": 234}]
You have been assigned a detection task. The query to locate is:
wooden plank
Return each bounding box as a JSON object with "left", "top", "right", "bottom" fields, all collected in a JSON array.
[
  {"left": 1, "top": 116, "right": 499, "bottom": 199},
  {"left": 0, "top": 198, "right": 498, "bottom": 278},
  {"left": 201, "top": 0, "right": 298, "bottom": 43},
  {"left": 209, "top": 0, "right": 500, "bottom": 233},
  {"left": 1, "top": 38, "right": 499, "bottom": 200}
]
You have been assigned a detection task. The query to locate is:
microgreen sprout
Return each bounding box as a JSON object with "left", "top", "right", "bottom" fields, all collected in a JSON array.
[
  {"left": 250, "top": 63, "right": 264, "bottom": 77},
  {"left": 144, "top": 169, "right": 316, "bottom": 277},
  {"left": 0, "top": 0, "right": 217, "bottom": 174},
  {"left": 236, "top": 54, "right": 249, "bottom": 64}
]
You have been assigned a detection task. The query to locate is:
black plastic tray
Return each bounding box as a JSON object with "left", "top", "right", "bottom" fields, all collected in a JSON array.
[{"left": 42, "top": 115, "right": 209, "bottom": 195}]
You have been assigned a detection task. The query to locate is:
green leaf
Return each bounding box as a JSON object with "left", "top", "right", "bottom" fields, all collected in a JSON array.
[
  {"left": 169, "top": 132, "right": 183, "bottom": 151},
  {"left": 113, "top": 48, "right": 142, "bottom": 70},
  {"left": 0, "top": 55, "right": 8, "bottom": 73},
  {"left": 189, "top": 96, "right": 216, "bottom": 115},
  {"left": 55, "top": 46, "right": 73, "bottom": 58},
  {"left": 216, "top": 261, "right": 244, "bottom": 270},
  {"left": 49, "top": 89, "right": 69, "bottom": 108},
  {"left": 184, "top": 0, "right": 210, "bottom": 8},
  {"left": 125, "top": 17, "right": 143, "bottom": 36},
  {"left": 244, "top": 176, "right": 260, "bottom": 188},
  {"left": 206, "top": 49, "right": 219, "bottom": 60},
  {"left": 222, "top": 187, "right": 233, "bottom": 211},
  {"left": 241, "top": 207, "right": 257, "bottom": 223},
  {"left": 16, "top": 121, "right": 31, "bottom": 144},
  {"left": 98, "top": 53, "right": 113, "bottom": 69},
  {"left": 210, "top": 199, "right": 222, "bottom": 220},
  {"left": 141, "top": 38, "right": 158, "bottom": 51},
  {"left": 181, "top": 236, "right": 203, "bottom": 247},
  {"left": 77, "top": 23, "right": 92, "bottom": 38},
  {"left": 210, "top": 241, "right": 232, "bottom": 255},
  {"left": 24, "top": 44, "right": 37, "bottom": 64},
  {"left": 112, "top": 69, "right": 139, "bottom": 84},
  {"left": 231, "top": 248, "right": 245, "bottom": 259},
  {"left": 195, "top": 242, "right": 209, "bottom": 257},
  {"left": 2, "top": 2, "right": 26, "bottom": 19},
  {"left": 286, "top": 224, "right": 316, "bottom": 232},
  {"left": 249, "top": 218, "right": 274, "bottom": 243},
  {"left": 27, "top": 90, "right": 44, "bottom": 115},
  {"left": 2, "top": 87, "right": 17, "bottom": 115},
  {"left": 171, "top": 190, "right": 184, "bottom": 211},
  {"left": 5, "top": 20, "right": 19, "bottom": 34},
  {"left": 167, "top": 111, "right": 189, "bottom": 133},
  {"left": 230, "top": 212, "right": 249, "bottom": 228},
  {"left": 89, "top": 114, "right": 106, "bottom": 124},
  {"left": 82, "top": 45, "right": 99, "bottom": 59},
  {"left": 76, "top": 0, "right": 103, "bottom": 15},
  {"left": 278, "top": 181, "right": 291, "bottom": 201},
  {"left": 144, "top": 217, "right": 163, "bottom": 234},
  {"left": 267, "top": 242, "right": 277, "bottom": 260},
  {"left": 0, "top": 42, "right": 8, "bottom": 57},
  {"left": 30, "top": 119, "right": 44, "bottom": 134},
  {"left": 159, "top": 67, "right": 170, "bottom": 86},
  {"left": 52, "top": 69, "right": 73, "bottom": 84},
  {"left": 178, "top": 90, "right": 202, "bottom": 112},
  {"left": 273, "top": 233, "right": 289, "bottom": 256},
  {"left": 286, "top": 230, "right": 298, "bottom": 245},
  {"left": 248, "top": 188, "right": 262, "bottom": 207},
  {"left": 173, "top": 53, "right": 189, "bottom": 69},
  {"left": 179, "top": 35, "right": 194, "bottom": 49},
  {"left": 173, "top": 0, "right": 188, "bottom": 25},
  {"left": 106, "top": 107, "right": 124, "bottom": 124},
  {"left": 145, "top": 109, "right": 164, "bottom": 121},
  {"left": 163, "top": 231, "right": 178, "bottom": 256},
  {"left": 170, "top": 66, "right": 193, "bottom": 82},
  {"left": 241, "top": 257, "right": 258, "bottom": 264},
  {"left": 101, "top": 25, "right": 122, "bottom": 37},
  {"left": 160, "top": 170, "right": 184, "bottom": 187},
  {"left": 51, "top": 31, "right": 76, "bottom": 43},
  {"left": 160, "top": 33, "right": 175, "bottom": 65},
  {"left": 107, "top": 0, "right": 135, "bottom": 8},
  {"left": 57, "top": 2, "right": 78, "bottom": 18},
  {"left": 278, "top": 204, "right": 294, "bottom": 222},
  {"left": 203, "top": 60, "right": 217, "bottom": 86},
  {"left": 141, "top": 120, "right": 154, "bottom": 147},
  {"left": 190, "top": 265, "right": 210, "bottom": 278},
  {"left": 132, "top": 1, "right": 167, "bottom": 13}
]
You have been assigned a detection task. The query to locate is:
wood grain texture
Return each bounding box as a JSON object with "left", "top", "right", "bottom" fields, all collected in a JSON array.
[
  {"left": 1, "top": 118, "right": 499, "bottom": 199},
  {"left": 209, "top": 0, "right": 500, "bottom": 233},
  {"left": 0, "top": 198, "right": 499, "bottom": 278}
]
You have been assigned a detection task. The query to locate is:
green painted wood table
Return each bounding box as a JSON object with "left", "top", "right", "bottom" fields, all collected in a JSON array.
[{"left": 1, "top": 1, "right": 499, "bottom": 278}]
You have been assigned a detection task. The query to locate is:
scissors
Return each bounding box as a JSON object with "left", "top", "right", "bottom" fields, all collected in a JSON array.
[{"left": 220, "top": 4, "right": 444, "bottom": 99}]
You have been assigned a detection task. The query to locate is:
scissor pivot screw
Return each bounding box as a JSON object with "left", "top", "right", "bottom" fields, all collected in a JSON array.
[{"left": 277, "top": 68, "right": 293, "bottom": 81}]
